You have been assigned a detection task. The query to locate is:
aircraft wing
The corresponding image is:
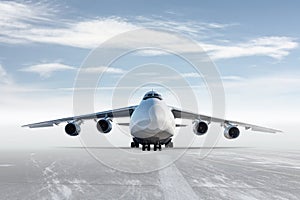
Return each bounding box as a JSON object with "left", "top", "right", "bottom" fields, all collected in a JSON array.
[
  {"left": 170, "top": 107, "right": 282, "bottom": 133},
  {"left": 22, "top": 105, "right": 137, "bottom": 128}
]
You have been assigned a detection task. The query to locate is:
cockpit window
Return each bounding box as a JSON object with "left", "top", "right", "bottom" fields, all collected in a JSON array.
[{"left": 143, "top": 91, "right": 162, "bottom": 100}]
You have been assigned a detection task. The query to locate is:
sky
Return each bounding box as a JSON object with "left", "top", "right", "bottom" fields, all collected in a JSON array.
[{"left": 0, "top": 0, "right": 300, "bottom": 149}]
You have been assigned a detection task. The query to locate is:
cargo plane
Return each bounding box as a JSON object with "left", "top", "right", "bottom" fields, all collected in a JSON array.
[{"left": 23, "top": 91, "right": 281, "bottom": 151}]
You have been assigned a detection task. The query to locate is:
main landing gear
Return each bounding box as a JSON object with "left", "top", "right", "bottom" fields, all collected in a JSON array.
[
  {"left": 153, "top": 144, "right": 162, "bottom": 151},
  {"left": 130, "top": 141, "right": 139, "bottom": 148}
]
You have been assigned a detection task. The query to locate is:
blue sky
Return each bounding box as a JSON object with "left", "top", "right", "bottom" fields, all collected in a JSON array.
[
  {"left": 1, "top": 0, "right": 299, "bottom": 84},
  {"left": 0, "top": 0, "right": 299, "bottom": 149}
]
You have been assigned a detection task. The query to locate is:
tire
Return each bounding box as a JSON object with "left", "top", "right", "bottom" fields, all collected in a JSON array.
[
  {"left": 158, "top": 144, "right": 162, "bottom": 151},
  {"left": 131, "top": 142, "right": 135, "bottom": 148},
  {"left": 135, "top": 142, "right": 139, "bottom": 148}
]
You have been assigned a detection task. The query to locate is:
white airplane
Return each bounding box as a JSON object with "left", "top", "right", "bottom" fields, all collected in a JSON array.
[{"left": 22, "top": 91, "right": 281, "bottom": 151}]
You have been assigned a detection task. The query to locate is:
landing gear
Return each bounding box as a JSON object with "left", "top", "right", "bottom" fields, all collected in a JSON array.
[
  {"left": 142, "top": 144, "right": 151, "bottom": 151},
  {"left": 131, "top": 142, "right": 135, "bottom": 148},
  {"left": 133, "top": 137, "right": 170, "bottom": 151},
  {"left": 154, "top": 144, "right": 162, "bottom": 151},
  {"left": 130, "top": 141, "right": 140, "bottom": 148}
]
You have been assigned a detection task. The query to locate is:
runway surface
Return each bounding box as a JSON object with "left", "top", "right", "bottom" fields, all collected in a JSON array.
[{"left": 0, "top": 147, "right": 299, "bottom": 200}]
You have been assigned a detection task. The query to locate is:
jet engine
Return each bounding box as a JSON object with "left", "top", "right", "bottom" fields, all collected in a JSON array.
[
  {"left": 97, "top": 118, "right": 112, "bottom": 133},
  {"left": 193, "top": 120, "right": 208, "bottom": 135},
  {"left": 224, "top": 125, "right": 240, "bottom": 139},
  {"left": 65, "top": 122, "right": 81, "bottom": 136}
]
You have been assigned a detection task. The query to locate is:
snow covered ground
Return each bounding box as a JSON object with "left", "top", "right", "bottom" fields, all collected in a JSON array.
[{"left": 0, "top": 147, "right": 299, "bottom": 200}]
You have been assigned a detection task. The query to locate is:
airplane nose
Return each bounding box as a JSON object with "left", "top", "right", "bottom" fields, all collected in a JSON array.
[
  {"left": 131, "top": 103, "right": 168, "bottom": 135},
  {"left": 147, "top": 104, "right": 167, "bottom": 130}
]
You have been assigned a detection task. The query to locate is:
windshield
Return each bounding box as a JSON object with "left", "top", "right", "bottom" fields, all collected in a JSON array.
[{"left": 143, "top": 91, "right": 162, "bottom": 100}]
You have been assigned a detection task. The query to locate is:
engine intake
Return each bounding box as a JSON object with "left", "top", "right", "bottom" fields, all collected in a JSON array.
[
  {"left": 97, "top": 119, "right": 112, "bottom": 133},
  {"left": 65, "top": 122, "right": 81, "bottom": 136},
  {"left": 224, "top": 125, "right": 240, "bottom": 139},
  {"left": 193, "top": 120, "right": 208, "bottom": 135}
]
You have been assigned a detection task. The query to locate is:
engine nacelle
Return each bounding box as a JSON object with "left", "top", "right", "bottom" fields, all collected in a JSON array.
[
  {"left": 224, "top": 125, "right": 240, "bottom": 139},
  {"left": 97, "top": 119, "right": 112, "bottom": 133},
  {"left": 65, "top": 122, "right": 81, "bottom": 136},
  {"left": 193, "top": 120, "right": 208, "bottom": 135}
]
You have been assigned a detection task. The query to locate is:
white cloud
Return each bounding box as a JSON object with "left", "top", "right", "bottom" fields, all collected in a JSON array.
[
  {"left": 0, "top": 1, "right": 137, "bottom": 48},
  {"left": 15, "top": 18, "right": 137, "bottom": 49},
  {"left": 119, "top": 32, "right": 298, "bottom": 61},
  {"left": 0, "top": 2, "right": 297, "bottom": 61},
  {"left": 182, "top": 72, "right": 203, "bottom": 78},
  {"left": 0, "top": 1, "right": 53, "bottom": 26},
  {"left": 221, "top": 76, "right": 244, "bottom": 81},
  {"left": 165, "top": 72, "right": 300, "bottom": 102},
  {"left": 134, "top": 49, "right": 169, "bottom": 56},
  {"left": 0, "top": 64, "right": 13, "bottom": 85},
  {"left": 202, "top": 37, "right": 298, "bottom": 60},
  {"left": 0, "top": 1, "right": 54, "bottom": 44},
  {"left": 81, "top": 66, "right": 126, "bottom": 74},
  {"left": 134, "top": 16, "right": 236, "bottom": 36},
  {"left": 20, "top": 63, "right": 75, "bottom": 78},
  {"left": 19, "top": 63, "right": 126, "bottom": 78},
  {"left": 180, "top": 74, "right": 243, "bottom": 81}
]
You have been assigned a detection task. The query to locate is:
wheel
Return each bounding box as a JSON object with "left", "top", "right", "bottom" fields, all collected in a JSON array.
[
  {"left": 147, "top": 144, "right": 151, "bottom": 151},
  {"left": 142, "top": 145, "right": 146, "bottom": 151},
  {"left": 158, "top": 144, "right": 162, "bottom": 151},
  {"left": 131, "top": 142, "right": 135, "bottom": 148},
  {"left": 153, "top": 145, "right": 157, "bottom": 151},
  {"left": 135, "top": 142, "right": 139, "bottom": 148}
]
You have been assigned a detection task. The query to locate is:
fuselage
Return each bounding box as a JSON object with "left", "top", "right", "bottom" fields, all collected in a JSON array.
[{"left": 129, "top": 97, "right": 175, "bottom": 144}]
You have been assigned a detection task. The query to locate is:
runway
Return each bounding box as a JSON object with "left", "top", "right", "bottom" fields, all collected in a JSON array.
[{"left": 0, "top": 147, "right": 299, "bottom": 200}]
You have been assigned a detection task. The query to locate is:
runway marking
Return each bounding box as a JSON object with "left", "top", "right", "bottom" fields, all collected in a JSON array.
[
  {"left": 158, "top": 157, "right": 198, "bottom": 200},
  {"left": 0, "top": 164, "right": 14, "bottom": 167}
]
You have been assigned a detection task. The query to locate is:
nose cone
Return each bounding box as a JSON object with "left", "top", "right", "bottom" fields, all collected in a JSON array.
[
  {"left": 130, "top": 98, "right": 174, "bottom": 139},
  {"left": 140, "top": 103, "right": 167, "bottom": 130}
]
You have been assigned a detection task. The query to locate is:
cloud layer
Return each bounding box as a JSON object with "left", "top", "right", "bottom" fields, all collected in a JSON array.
[
  {"left": 0, "top": 2, "right": 136, "bottom": 48},
  {"left": 202, "top": 37, "right": 298, "bottom": 60},
  {"left": 0, "top": 64, "right": 13, "bottom": 84},
  {"left": 0, "top": 1, "right": 298, "bottom": 61},
  {"left": 19, "top": 63, "right": 75, "bottom": 78}
]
